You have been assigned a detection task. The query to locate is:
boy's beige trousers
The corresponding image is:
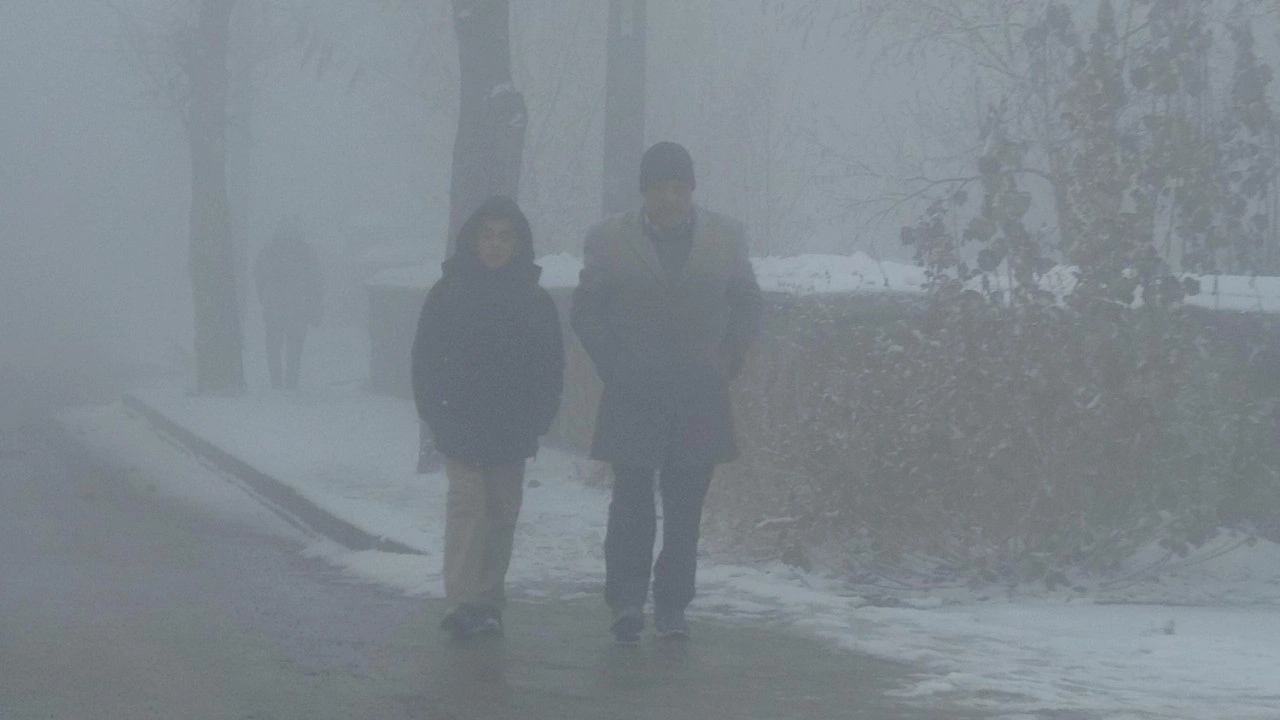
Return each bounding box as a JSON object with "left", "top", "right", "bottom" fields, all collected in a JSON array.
[{"left": 443, "top": 459, "right": 525, "bottom": 611}]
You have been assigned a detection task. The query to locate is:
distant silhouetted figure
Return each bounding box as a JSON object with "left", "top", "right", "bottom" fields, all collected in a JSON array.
[{"left": 254, "top": 224, "right": 322, "bottom": 390}]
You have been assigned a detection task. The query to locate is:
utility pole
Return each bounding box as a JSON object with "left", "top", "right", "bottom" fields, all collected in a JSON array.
[
  {"left": 602, "top": 0, "right": 645, "bottom": 218},
  {"left": 186, "top": 0, "right": 245, "bottom": 395},
  {"left": 448, "top": 0, "right": 527, "bottom": 254}
]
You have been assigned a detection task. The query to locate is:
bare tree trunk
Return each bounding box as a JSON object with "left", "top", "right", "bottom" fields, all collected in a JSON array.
[
  {"left": 185, "top": 0, "right": 244, "bottom": 395},
  {"left": 602, "top": 0, "right": 645, "bottom": 218},
  {"left": 227, "top": 0, "right": 256, "bottom": 326},
  {"left": 448, "top": 0, "right": 527, "bottom": 253}
]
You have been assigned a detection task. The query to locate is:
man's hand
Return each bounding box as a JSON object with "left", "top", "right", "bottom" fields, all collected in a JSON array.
[{"left": 705, "top": 346, "right": 743, "bottom": 381}]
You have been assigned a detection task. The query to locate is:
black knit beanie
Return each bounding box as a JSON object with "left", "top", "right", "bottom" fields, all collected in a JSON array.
[{"left": 639, "top": 141, "right": 695, "bottom": 192}]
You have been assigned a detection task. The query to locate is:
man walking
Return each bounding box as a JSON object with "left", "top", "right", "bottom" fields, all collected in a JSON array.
[
  {"left": 571, "top": 141, "right": 762, "bottom": 643},
  {"left": 254, "top": 221, "right": 322, "bottom": 390}
]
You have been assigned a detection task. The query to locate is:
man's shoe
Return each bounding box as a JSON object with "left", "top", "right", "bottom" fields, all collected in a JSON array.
[
  {"left": 654, "top": 607, "right": 690, "bottom": 640},
  {"left": 440, "top": 604, "right": 502, "bottom": 640},
  {"left": 610, "top": 606, "right": 644, "bottom": 644},
  {"left": 471, "top": 605, "right": 503, "bottom": 637}
]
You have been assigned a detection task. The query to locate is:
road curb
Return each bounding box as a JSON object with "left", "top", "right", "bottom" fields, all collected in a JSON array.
[{"left": 122, "top": 393, "right": 423, "bottom": 556}]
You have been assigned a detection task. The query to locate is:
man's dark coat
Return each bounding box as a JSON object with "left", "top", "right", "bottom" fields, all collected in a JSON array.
[{"left": 571, "top": 207, "right": 762, "bottom": 468}]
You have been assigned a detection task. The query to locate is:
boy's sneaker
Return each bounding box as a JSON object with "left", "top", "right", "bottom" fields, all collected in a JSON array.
[
  {"left": 654, "top": 607, "right": 690, "bottom": 640},
  {"left": 610, "top": 606, "right": 644, "bottom": 644},
  {"left": 439, "top": 604, "right": 473, "bottom": 638}
]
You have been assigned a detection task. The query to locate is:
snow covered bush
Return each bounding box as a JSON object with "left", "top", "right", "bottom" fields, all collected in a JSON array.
[
  {"left": 712, "top": 290, "right": 1280, "bottom": 587},
  {"left": 703, "top": 0, "right": 1280, "bottom": 587}
]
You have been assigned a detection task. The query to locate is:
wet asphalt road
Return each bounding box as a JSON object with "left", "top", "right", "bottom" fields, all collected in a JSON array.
[{"left": 0, "top": 400, "right": 970, "bottom": 719}]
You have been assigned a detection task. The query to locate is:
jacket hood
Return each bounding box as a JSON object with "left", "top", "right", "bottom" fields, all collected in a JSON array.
[{"left": 446, "top": 195, "right": 537, "bottom": 278}]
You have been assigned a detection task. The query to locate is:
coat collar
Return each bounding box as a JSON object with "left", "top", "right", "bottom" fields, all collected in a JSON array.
[{"left": 624, "top": 206, "right": 708, "bottom": 287}]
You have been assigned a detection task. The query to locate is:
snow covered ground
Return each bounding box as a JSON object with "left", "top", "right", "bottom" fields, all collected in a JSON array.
[
  {"left": 62, "top": 390, "right": 1280, "bottom": 719},
  {"left": 66, "top": 252, "right": 1280, "bottom": 719}
]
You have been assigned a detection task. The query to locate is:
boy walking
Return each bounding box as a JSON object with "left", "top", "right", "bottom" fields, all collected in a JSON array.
[{"left": 411, "top": 196, "right": 565, "bottom": 640}]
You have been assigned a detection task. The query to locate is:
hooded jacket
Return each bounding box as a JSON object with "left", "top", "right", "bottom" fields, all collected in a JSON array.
[{"left": 410, "top": 196, "right": 565, "bottom": 465}]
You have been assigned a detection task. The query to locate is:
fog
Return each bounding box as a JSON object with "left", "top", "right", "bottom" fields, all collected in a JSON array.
[
  {"left": 3, "top": 1, "right": 1278, "bottom": 404},
  {"left": 0, "top": 2, "right": 919, "bottom": 397},
  {"left": 1, "top": 1, "right": 446, "bottom": 404},
  {"left": 2, "top": 2, "right": 182, "bottom": 404},
  {"left": 8, "top": 3, "right": 1280, "bottom": 715}
]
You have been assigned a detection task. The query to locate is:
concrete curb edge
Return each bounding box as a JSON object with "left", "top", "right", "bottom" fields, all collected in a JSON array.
[{"left": 121, "top": 393, "right": 424, "bottom": 556}]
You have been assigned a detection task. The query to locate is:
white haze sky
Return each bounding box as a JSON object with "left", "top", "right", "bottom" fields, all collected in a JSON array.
[
  {"left": 2, "top": 1, "right": 187, "bottom": 377},
  {"left": 1, "top": 1, "right": 1277, "bottom": 383}
]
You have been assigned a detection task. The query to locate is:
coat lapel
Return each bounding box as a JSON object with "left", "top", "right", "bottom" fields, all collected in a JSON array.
[
  {"left": 675, "top": 206, "right": 710, "bottom": 287},
  {"left": 623, "top": 212, "right": 669, "bottom": 286}
]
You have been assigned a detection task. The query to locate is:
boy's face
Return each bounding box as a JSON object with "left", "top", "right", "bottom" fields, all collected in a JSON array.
[{"left": 475, "top": 217, "right": 518, "bottom": 270}]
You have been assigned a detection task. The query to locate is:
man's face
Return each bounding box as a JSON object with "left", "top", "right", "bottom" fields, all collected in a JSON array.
[
  {"left": 642, "top": 178, "right": 694, "bottom": 230},
  {"left": 475, "top": 217, "right": 518, "bottom": 270}
]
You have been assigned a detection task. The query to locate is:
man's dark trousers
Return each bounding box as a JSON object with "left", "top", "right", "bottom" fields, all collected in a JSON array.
[
  {"left": 265, "top": 321, "right": 307, "bottom": 390},
  {"left": 605, "top": 463, "right": 714, "bottom": 613}
]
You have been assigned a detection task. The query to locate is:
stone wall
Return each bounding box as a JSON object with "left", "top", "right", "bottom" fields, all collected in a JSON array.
[{"left": 366, "top": 283, "right": 921, "bottom": 454}]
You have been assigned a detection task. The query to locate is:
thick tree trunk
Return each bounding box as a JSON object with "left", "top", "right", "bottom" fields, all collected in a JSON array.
[
  {"left": 227, "top": 1, "right": 256, "bottom": 324},
  {"left": 448, "top": 0, "right": 527, "bottom": 253},
  {"left": 186, "top": 0, "right": 244, "bottom": 395},
  {"left": 602, "top": 0, "right": 645, "bottom": 218}
]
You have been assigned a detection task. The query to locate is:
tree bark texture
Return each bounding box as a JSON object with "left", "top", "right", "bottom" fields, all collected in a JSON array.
[
  {"left": 186, "top": 0, "right": 245, "bottom": 395},
  {"left": 602, "top": 0, "right": 645, "bottom": 218},
  {"left": 448, "top": 0, "right": 528, "bottom": 253}
]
